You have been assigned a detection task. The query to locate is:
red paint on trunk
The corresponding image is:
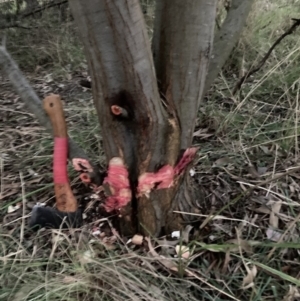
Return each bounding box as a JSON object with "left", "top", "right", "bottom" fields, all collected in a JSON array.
[
  {"left": 103, "top": 157, "right": 132, "bottom": 212},
  {"left": 137, "top": 147, "right": 199, "bottom": 197},
  {"left": 174, "top": 147, "right": 199, "bottom": 175},
  {"left": 137, "top": 165, "right": 174, "bottom": 196}
]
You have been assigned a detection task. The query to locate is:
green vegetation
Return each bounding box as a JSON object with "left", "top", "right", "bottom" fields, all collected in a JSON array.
[{"left": 1, "top": 0, "right": 300, "bottom": 300}]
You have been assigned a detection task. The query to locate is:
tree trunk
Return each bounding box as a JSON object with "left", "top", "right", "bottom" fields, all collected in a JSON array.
[
  {"left": 152, "top": 0, "right": 217, "bottom": 229},
  {"left": 69, "top": 0, "right": 215, "bottom": 236},
  {"left": 204, "top": 0, "right": 254, "bottom": 94}
]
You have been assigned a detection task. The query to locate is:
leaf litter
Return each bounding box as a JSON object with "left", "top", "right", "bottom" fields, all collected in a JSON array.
[{"left": 1, "top": 72, "right": 300, "bottom": 300}]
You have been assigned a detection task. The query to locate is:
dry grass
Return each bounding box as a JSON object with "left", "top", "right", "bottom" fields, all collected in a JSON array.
[{"left": 1, "top": 0, "right": 300, "bottom": 300}]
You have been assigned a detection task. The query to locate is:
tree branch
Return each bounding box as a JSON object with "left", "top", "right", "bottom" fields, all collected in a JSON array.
[
  {"left": 21, "top": 0, "right": 68, "bottom": 18},
  {"left": 0, "top": 22, "right": 35, "bottom": 30},
  {"left": 0, "top": 40, "right": 89, "bottom": 161},
  {"left": 0, "top": 0, "right": 68, "bottom": 30},
  {"left": 204, "top": 0, "right": 254, "bottom": 95},
  {"left": 232, "top": 18, "right": 300, "bottom": 95}
]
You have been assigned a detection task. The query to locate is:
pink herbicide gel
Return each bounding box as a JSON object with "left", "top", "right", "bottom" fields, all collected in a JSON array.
[
  {"left": 137, "top": 147, "right": 199, "bottom": 196},
  {"left": 53, "top": 137, "right": 68, "bottom": 184},
  {"left": 103, "top": 158, "right": 132, "bottom": 212},
  {"left": 174, "top": 147, "right": 199, "bottom": 175}
]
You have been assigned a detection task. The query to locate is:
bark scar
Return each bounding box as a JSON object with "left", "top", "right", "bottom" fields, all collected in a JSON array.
[{"left": 137, "top": 147, "right": 199, "bottom": 197}]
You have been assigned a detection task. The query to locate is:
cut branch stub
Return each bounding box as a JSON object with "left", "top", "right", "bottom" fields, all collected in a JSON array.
[
  {"left": 74, "top": 147, "right": 199, "bottom": 219},
  {"left": 72, "top": 158, "right": 104, "bottom": 188},
  {"left": 111, "top": 105, "right": 129, "bottom": 118},
  {"left": 102, "top": 157, "right": 132, "bottom": 213},
  {"left": 174, "top": 147, "right": 199, "bottom": 176}
]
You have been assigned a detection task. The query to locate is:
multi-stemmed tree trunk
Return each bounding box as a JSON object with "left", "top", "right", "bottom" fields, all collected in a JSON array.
[
  {"left": 68, "top": 0, "right": 254, "bottom": 236},
  {"left": 0, "top": 0, "right": 253, "bottom": 236}
]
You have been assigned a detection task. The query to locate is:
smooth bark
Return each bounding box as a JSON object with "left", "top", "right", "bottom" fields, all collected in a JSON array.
[
  {"left": 204, "top": 0, "right": 254, "bottom": 94},
  {"left": 153, "top": 0, "right": 218, "bottom": 149},
  {"left": 70, "top": 0, "right": 219, "bottom": 235}
]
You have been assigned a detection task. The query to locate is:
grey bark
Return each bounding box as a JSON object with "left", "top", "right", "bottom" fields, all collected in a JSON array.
[
  {"left": 69, "top": 0, "right": 220, "bottom": 235},
  {"left": 0, "top": 42, "right": 89, "bottom": 161},
  {"left": 69, "top": 0, "right": 167, "bottom": 173},
  {"left": 152, "top": 0, "right": 218, "bottom": 149},
  {"left": 204, "top": 0, "right": 254, "bottom": 94},
  {"left": 69, "top": 0, "right": 172, "bottom": 235}
]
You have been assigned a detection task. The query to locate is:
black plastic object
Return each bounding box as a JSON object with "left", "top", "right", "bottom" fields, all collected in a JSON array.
[{"left": 29, "top": 205, "right": 83, "bottom": 230}]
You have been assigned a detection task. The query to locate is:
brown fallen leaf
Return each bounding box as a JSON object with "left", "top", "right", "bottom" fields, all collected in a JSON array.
[
  {"left": 259, "top": 146, "right": 271, "bottom": 154},
  {"left": 242, "top": 264, "right": 257, "bottom": 289},
  {"left": 182, "top": 225, "right": 193, "bottom": 243},
  {"left": 7, "top": 204, "right": 21, "bottom": 213},
  {"left": 252, "top": 205, "right": 271, "bottom": 214},
  {"left": 283, "top": 285, "right": 300, "bottom": 301},
  {"left": 269, "top": 199, "right": 282, "bottom": 228},
  {"left": 266, "top": 228, "right": 282, "bottom": 242},
  {"left": 257, "top": 166, "right": 268, "bottom": 175},
  {"left": 247, "top": 165, "right": 260, "bottom": 178},
  {"left": 62, "top": 276, "right": 79, "bottom": 284},
  {"left": 78, "top": 250, "right": 95, "bottom": 264}
]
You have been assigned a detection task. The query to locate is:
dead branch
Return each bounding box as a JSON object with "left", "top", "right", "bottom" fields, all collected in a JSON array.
[
  {"left": 21, "top": 0, "right": 68, "bottom": 18},
  {"left": 0, "top": 38, "right": 90, "bottom": 162},
  {"left": 204, "top": 0, "right": 254, "bottom": 95},
  {"left": 232, "top": 18, "right": 300, "bottom": 95},
  {"left": 0, "top": 22, "right": 34, "bottom": 30},
  {"left": 0, "top": 0, "right": 68, "bottom": 30}
]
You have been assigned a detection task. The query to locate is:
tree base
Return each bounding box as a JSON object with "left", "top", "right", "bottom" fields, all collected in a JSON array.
[{"left": 166, "top": 173, "right": 204, "bottom": 233}]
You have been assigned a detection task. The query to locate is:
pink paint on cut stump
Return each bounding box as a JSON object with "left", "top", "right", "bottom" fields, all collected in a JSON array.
[
  {"left": 137, "top": 147, "right": 199, "bottom": 196},
  {"left": 174, "top": 147, "right": 199, "bottom": 175},
  {"left": 103, "top": 158, "right": 132, "bottom": 212},
  {"left": 137, "top": 165, "right": 174, "bottom": 195},
  {"left": 53, "top": 137, "right": 68, "bottom": 184}
]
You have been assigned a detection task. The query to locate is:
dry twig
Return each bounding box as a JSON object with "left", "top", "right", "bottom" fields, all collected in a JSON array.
[{"left": 232, "top": 18, "right": 300, "bottom": 95}]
